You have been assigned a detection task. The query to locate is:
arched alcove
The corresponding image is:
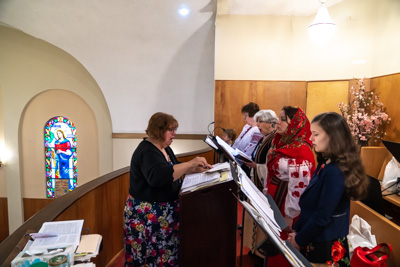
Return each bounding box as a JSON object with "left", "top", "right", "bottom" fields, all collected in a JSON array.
[{"left": 20, "top": 89, "right": 99, "bottom": 200}]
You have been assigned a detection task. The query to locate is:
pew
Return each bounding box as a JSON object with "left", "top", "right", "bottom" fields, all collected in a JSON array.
[{"left": 350, "top": 201, "right": 400, "bottom": 267}]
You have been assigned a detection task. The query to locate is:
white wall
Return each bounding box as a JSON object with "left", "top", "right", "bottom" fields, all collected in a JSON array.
[
  {"left": 215, "top": 0, "right": 400, "bottom": 81},
  {"left": 113, "top": 139, "right": 209, "bottom": 170},
  {"left": 0, "top": 26, "right": 113, "bottom": 232}
]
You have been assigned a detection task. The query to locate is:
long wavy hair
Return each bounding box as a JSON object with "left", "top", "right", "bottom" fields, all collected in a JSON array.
[{"left": 312, "top": 112, "right": 369, "bottom": 200}]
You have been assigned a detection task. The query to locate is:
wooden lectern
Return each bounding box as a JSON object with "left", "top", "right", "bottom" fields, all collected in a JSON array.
[{"left": 179, "top": 180, "right": 237, "bottom": 267}]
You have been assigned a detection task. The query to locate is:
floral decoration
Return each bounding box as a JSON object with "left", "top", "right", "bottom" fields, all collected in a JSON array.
[{"left": 338, "top": 78, "right": 390, "bottom": 146}]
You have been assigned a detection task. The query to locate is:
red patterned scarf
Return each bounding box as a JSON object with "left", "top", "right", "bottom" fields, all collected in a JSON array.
[{"left": 266, "top": 108, "right": 315, "bottom": 208}]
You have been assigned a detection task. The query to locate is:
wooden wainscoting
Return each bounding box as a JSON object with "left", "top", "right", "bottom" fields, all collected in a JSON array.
[
  {"left": 0, "top": 198, "right": 9, "bottom": 243},
  {"left": 0, "top": 148, "right": 214, "bottom": 266},
  {"left": 215, "top": 80, "right": 307, "bottom": 138}
]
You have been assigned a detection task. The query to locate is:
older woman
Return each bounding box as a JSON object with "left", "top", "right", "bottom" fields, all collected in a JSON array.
[
  {"left": 243, "top": 109, "right": 277, "bottom": 255},
  {"left": 244, "top": 109, "right": 278, "bottom": 190},
  {"left": 124, "top": 112, "right": 212, "bottom": 266}
]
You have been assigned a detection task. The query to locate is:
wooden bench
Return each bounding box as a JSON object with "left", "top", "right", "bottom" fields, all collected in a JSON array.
[{"left": 350, "top": 201, "right": 400, "bottom": 267}]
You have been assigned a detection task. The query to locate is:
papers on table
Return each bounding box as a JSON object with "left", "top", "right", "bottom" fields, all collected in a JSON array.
[
  {"left": 181, "top": 162, "right": 231, "bottom": 193},
  {"left": 27, "top": 219, "right": 84, "bottom": 251},
  {"left": 75, "top": 234, "right": 102, "bottom": 262}
]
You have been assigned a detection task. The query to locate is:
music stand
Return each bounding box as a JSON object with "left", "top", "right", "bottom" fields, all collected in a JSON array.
[{"left": 230, "top": 163, "right": 312, "bottom": 267}]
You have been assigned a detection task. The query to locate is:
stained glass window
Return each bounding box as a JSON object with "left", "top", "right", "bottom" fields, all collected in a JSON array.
[{"left": 44, "top": 116, "right": 77, "bottom": 198}]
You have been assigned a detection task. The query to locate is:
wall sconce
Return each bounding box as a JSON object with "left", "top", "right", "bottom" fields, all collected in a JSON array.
[
  {"left": 308, "top": 0, "right": 336, "bottom": 45},
  {"left": 0, "top": 143, "right": 9, "bottom": 170}
]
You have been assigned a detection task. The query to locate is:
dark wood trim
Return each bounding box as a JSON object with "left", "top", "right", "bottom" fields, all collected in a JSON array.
[
  {"left": 0, "top": 148, "right": 215, "bottom": 266},
  {"left": 112, "top": 133, "right": 207, "bottom": 140}
]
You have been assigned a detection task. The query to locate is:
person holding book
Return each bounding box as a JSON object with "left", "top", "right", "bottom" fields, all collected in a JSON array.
[
  {"left": 232, "top": 102, "right": 263, "bottom": 175},
  {"left": 265, "top": 106, "right": 315, "bottom": 230},
  {"left": 123, "top": 112, "right": 212, "bottom": 267},
  {"left": 263, "top": 106, "right": 315, "bottom": 266},
  {"left": 288, "top": 112, "right": 369, "bottom": 266},
  {"left": 244, "top": 109, "right": 278, "bottom": 190},
  {"left": 242, "top": 109, "right": 278, "bottom": 256}
]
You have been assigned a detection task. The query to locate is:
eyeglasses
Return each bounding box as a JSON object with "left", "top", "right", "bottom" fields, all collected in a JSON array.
[{"left": 167, "top": 128, "right": 178, "bottom": 133}]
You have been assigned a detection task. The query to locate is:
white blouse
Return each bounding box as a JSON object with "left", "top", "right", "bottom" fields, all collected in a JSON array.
[
  {"left": 264, "top": 157, "right": 314, "bottom": 218},
  {"left": 232, "top": 124, "right": 263, "bottom": 158}
]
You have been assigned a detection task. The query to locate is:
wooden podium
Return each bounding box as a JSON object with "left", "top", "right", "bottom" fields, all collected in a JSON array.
[{"left": 179, "top": 180, "right": 237, "bottom": 267}]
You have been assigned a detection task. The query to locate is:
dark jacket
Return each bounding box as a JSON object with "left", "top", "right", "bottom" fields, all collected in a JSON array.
[{"left": 294, "top": 161, "right": 350, "bottom": 247}]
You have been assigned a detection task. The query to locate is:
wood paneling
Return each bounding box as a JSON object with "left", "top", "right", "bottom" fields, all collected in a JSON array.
[
  {"left": 0, "top": 198, "right": 9, "bottom": 243},
  {"left": 306, "top": 81, "right": 349, "bottom": 122},
  {"left": 215, "top": 80, "right": 307, "bottom": 138},
  {"left": 112, "top": 133, "right": 206, "bottom": 140},
  {"left": 23, "top": 198, "right": 54, "bottom": 221},
  {"left": 371, "top": 73, "right": 400, "bottom": 143},
  {"left": 0, "top": 148, "right": 215, "bottom": 266}
]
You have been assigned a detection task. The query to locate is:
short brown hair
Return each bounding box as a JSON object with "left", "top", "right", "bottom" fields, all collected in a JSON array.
[
  {"left": 223, "top": 129, "right": 237, "bottom": 142},
  {"left": 146, "top": 112, "right": 178, "bottom": 141},
  {"left": 241, "top": 102, "right": 260, "bottom": 117}
]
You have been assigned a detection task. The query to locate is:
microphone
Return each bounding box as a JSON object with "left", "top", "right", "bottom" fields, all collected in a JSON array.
[{"left": 207, "top": 121, "right": 215, "bottom": 135}]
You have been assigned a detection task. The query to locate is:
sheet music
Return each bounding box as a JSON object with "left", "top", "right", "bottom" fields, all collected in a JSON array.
[
  {"left": 239, "top": 168, "right": 281, "bottom": 235},
  {"left": 204, "top": 135, "right": 218, "bottom": 150},
  {"left": 181, "top": 171, "right": 221, "bottom": 193},
  {"left": 215, "top": 136, "right": 254, "bottom": 163}
]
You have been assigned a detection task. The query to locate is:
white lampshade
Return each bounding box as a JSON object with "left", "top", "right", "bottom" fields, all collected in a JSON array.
[{"left": 308, "top": 1, "right": 336, "bottom": 45}]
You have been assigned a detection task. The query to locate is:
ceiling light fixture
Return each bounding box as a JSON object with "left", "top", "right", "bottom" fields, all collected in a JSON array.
[
  {"left": 178, "top": 7, "right": 190, "bottom": 17},
  {"left": 308, "top": 0, "right": 336, "bottom": 45}
]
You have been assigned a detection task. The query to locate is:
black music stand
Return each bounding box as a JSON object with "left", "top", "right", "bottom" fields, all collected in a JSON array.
[{"left": 230, "top": 162, "right": 312, "bottom": 267}]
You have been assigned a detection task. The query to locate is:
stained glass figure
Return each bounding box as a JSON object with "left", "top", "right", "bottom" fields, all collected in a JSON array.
[{"left": 44, "top": 116, "right": 77, "bottom": 198}]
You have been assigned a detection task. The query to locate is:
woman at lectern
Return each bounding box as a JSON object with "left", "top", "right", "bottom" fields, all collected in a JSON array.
[
  {"left": 288, "top": 112, "right": 369, "bottom": 266},
  {"left": 123, "top": 112, "right": 212, "bottom": 267}
]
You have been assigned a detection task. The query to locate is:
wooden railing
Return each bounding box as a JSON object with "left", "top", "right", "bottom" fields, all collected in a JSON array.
[{"left": 0, "top": 147, "right": 213, "bottom": 266}]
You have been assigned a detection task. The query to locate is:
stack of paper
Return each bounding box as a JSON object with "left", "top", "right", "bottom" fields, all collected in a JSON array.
[
  {"left": 181, "top": 162, "right": 231, "bottom": 193},
  {"left": 74, "top": 234, "right": 102, "bottom": 262}
]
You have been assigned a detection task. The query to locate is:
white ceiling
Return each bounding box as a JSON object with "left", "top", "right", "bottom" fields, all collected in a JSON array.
[{"left": 221, "top": 0, "right": 344, "bottom": 16}]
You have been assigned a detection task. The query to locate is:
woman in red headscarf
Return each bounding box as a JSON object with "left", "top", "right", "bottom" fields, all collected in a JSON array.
[
  {"left": 262, "top": 106, "right": 315, "bottom": 266},
  {"left": 266, "top": 106, "right": 316, "bottom": 231}
]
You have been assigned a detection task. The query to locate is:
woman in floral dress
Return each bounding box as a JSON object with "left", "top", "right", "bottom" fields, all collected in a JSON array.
[
  {"left": 288, "top": 112, "right": 369, "bottom": 266},
  {"left": 124, "top": 112, "right": 212, "bottom": 266}
]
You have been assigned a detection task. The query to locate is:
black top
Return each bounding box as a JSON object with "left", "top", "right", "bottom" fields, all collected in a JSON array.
[
  {"left": 251, "top": 130, "right": 275, "bottom": 190},
  {"left": 129, "top": 139, "right": 182, "bottom": 203}
]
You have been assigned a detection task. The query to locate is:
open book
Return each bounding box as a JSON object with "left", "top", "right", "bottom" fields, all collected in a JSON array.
[
  {"left": 27, "top": 219, "right": 84, "bottom": 251},
  {"left": 214, "top": 136, "right": 254, "bottom": 163}
]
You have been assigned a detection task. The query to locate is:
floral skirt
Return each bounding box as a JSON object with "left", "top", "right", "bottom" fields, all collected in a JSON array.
[
  {"left": 124, "top": 195, "right": 180, "bottom": 267},
  {"left": 301, "top": 237, "right": 350, "bottom": 267}
]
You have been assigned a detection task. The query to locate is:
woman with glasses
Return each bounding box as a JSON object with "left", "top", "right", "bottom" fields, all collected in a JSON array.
[
  {"left": 242, "top": 109, "right": 278, "bottom": 256},
  {"left": 123, "top": 112, "right": 212, "bottom": 266},
  {"left": 232, "top": 102, "right": 263, "bottom": 175}
]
